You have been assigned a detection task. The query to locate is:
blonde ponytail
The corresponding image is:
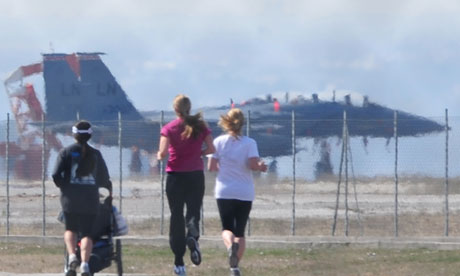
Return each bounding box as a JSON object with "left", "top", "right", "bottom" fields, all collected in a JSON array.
[{"left": 218, "top": 108, "right": 245, "bottom": 137}]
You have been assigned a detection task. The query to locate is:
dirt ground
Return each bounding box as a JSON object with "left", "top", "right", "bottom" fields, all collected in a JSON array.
[
  {"left": 1, "top": 175, "right": 460, "bottom": 237},
  {"left": 3, "top": 176, "right": 460, "bottom": 275}
]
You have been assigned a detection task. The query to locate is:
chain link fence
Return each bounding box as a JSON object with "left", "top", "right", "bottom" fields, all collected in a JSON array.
[{"left": 0, "top": 111, "right": 459, "bottom": 238}]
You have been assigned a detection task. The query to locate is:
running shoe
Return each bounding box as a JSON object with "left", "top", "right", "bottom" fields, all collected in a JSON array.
[
  {"left": 228, "top": 242, "right": 239, "bottom": 268},
  {"left": 174, "top": 265, "right": 187, "bottom": 276},
  {"left": 186, "top": 236, "right": 202, "bottom": 265},
  {"left": 65, "top": 255, "right": 78, "bottom": 276},
  {"left": 230, "top": 267, "right": 242, "bottom": 276},
  {"left": 80, "top": 262, "right": 91, "bottom": 276}
]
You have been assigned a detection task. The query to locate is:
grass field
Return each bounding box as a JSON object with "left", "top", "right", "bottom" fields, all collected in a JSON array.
[{"left": 2, "top": 242, "right": 460, "bottom": 275}]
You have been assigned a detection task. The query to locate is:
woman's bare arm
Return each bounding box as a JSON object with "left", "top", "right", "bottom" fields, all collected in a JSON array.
[
  {"left": 157, "top": 135, "right": 169, "bottom": 160},
  {"left": 208, "top": 157, "right": 219, "bottom": 171},
  {"left": 249, "top": 157, "right": 267, "bottom": 172},
  {"left": 201, "top": 134, "right": 216, "bottom": 156}
]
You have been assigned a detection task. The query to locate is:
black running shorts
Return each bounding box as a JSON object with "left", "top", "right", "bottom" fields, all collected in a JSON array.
[
  {"left": 217, "top": 199, "right": 252, "bottom": 237},
  {"left": 64, "top": 212, "right": 97, "bottom": 238}
]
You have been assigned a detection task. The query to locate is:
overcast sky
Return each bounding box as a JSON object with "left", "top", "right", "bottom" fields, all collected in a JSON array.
[{"left": 1, "top": 0, "right": 460, "bottom": 121}]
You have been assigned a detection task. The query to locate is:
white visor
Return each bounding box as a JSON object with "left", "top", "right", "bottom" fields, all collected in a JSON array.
[{"left": 72, "top": 126, "right": 93, "bottom": 134}]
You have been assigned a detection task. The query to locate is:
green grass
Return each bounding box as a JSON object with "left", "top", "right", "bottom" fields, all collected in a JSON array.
[{"left": 3, "top": 242, "right": 460, "bottom": 275}]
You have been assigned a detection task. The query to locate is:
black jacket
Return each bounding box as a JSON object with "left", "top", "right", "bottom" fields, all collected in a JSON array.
[{"left": 52, "top": 143, "right": 112, "bottom": 214}]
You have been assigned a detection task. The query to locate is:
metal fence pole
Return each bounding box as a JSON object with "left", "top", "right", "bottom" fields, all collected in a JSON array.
[
  {"left": 348, "top": 138, "right": 364, "bottom": 235},
  {"left": 394, "top": 111, "right": 399, "bottom": 237},
  {"left": 444, "top": 108, "right": 449, "bottom": 236},
  {"left": 332, "top": 112, "right": 346, "bottom": 236},
  {"left": 291, "top": 110, "right": 296, "bottom": 236},
  {"left": 118, "top": 112, "right": 123, "bottom": 213},
  {"left": 246, "top": 110, "right": 251, "bottom": 236},
  {"left": 344, "top": 111, "right": 349, "bottom": 236},
  {"left": 160, "top": 111, "right": 165, "bottom": 235},
  {"left": 6, "top": 113, "right": 10, "bottom": 236},
  {"left": 41, "top": 113, "right": 46, "bottom": 236}
]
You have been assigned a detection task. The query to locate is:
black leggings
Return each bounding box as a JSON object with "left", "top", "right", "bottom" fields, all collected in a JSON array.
[
  {"left": 166, "top": 171, "right": 205, "bottom": 266},
  {"left": 217, "top": 199, "right": 252, "bottom": 237}
]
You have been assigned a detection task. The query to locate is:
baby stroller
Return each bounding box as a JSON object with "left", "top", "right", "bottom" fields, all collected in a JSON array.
[{"left": 63, "top": 189, "right": 124, "bottom": 276}]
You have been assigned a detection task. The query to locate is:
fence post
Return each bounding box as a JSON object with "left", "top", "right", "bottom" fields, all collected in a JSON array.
[
  {"left": 332, "top": 111, "right": 346, "bottom": 236},
  {"left": 41, "top": 113, "right": 46, "bottom": 236},
  {"left": 246, "top": 110, "right": 251, "bottom": 236},
  {"left": 291, "top": 110, "right": 296, "bottom": 236},
  {"left": 6, "top": 113, "right": 10, "bottom": 236},
  {"left": 118, "top": 112, "right": 123, "bottom": 213},
  {"left": 344, "top": 111, "right": 349, "bottom": 236},
  {"left": 348, "top": 135, "right": 363, "bottom": 235},
  {"left": 160, "top": 111, "right": 165, "bottom": 235},
  {"left": 394, "top": 111, "right": 399, "bottom": 237},
  {"left": 444, "top": 108, "right": 449, "bottom": 236}
]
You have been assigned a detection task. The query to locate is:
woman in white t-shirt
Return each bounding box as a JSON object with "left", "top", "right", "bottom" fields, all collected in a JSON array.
[{"left": 208, "top": 108, "right": 267, "bottom": 276}]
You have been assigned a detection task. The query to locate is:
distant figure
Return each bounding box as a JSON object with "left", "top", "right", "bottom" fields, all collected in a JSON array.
[
  {"left": 312, "top": 93, "right": 319, "bottom": 103},
  {"left": 345, "top": 94, "right": 352, "bottom": 105},
  {"left": 230, "top": 98, "right": 235, "bottom": 109},
  {"left": 52, "top": 120, "right": 112, "bottom": 276},
  {"left": 129, "top": 145, "right": 142, "bottom": 175},
  {"left": 268, "top": 159, "right": 278, "bottom": 173},
  {"left": 208, "top": 108, "right": 267, "bottom": 276},
  {"left": 314, "top": 140, "right": 333, "bottom": 179},
  {"left": 266, "top": 94, "right": 272, "bottom": 102},
  {"left": 363, "top": 96, "right": 369, "bottom": 107},
  {"left": 273, "top": 98, "right": 280, "bottom": 112},
  {"left": 157, "top": 94, "right": 215, "bottom": 276}
]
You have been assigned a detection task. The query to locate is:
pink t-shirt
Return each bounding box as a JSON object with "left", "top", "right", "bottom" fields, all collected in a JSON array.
[{"left": 160, "top": 118, "right": 211, "bottom": 172}]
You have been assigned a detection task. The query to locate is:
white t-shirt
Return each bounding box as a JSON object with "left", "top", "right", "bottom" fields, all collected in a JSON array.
[{"left": 212, "top": 134, "right": 259, "bottom": 201}]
